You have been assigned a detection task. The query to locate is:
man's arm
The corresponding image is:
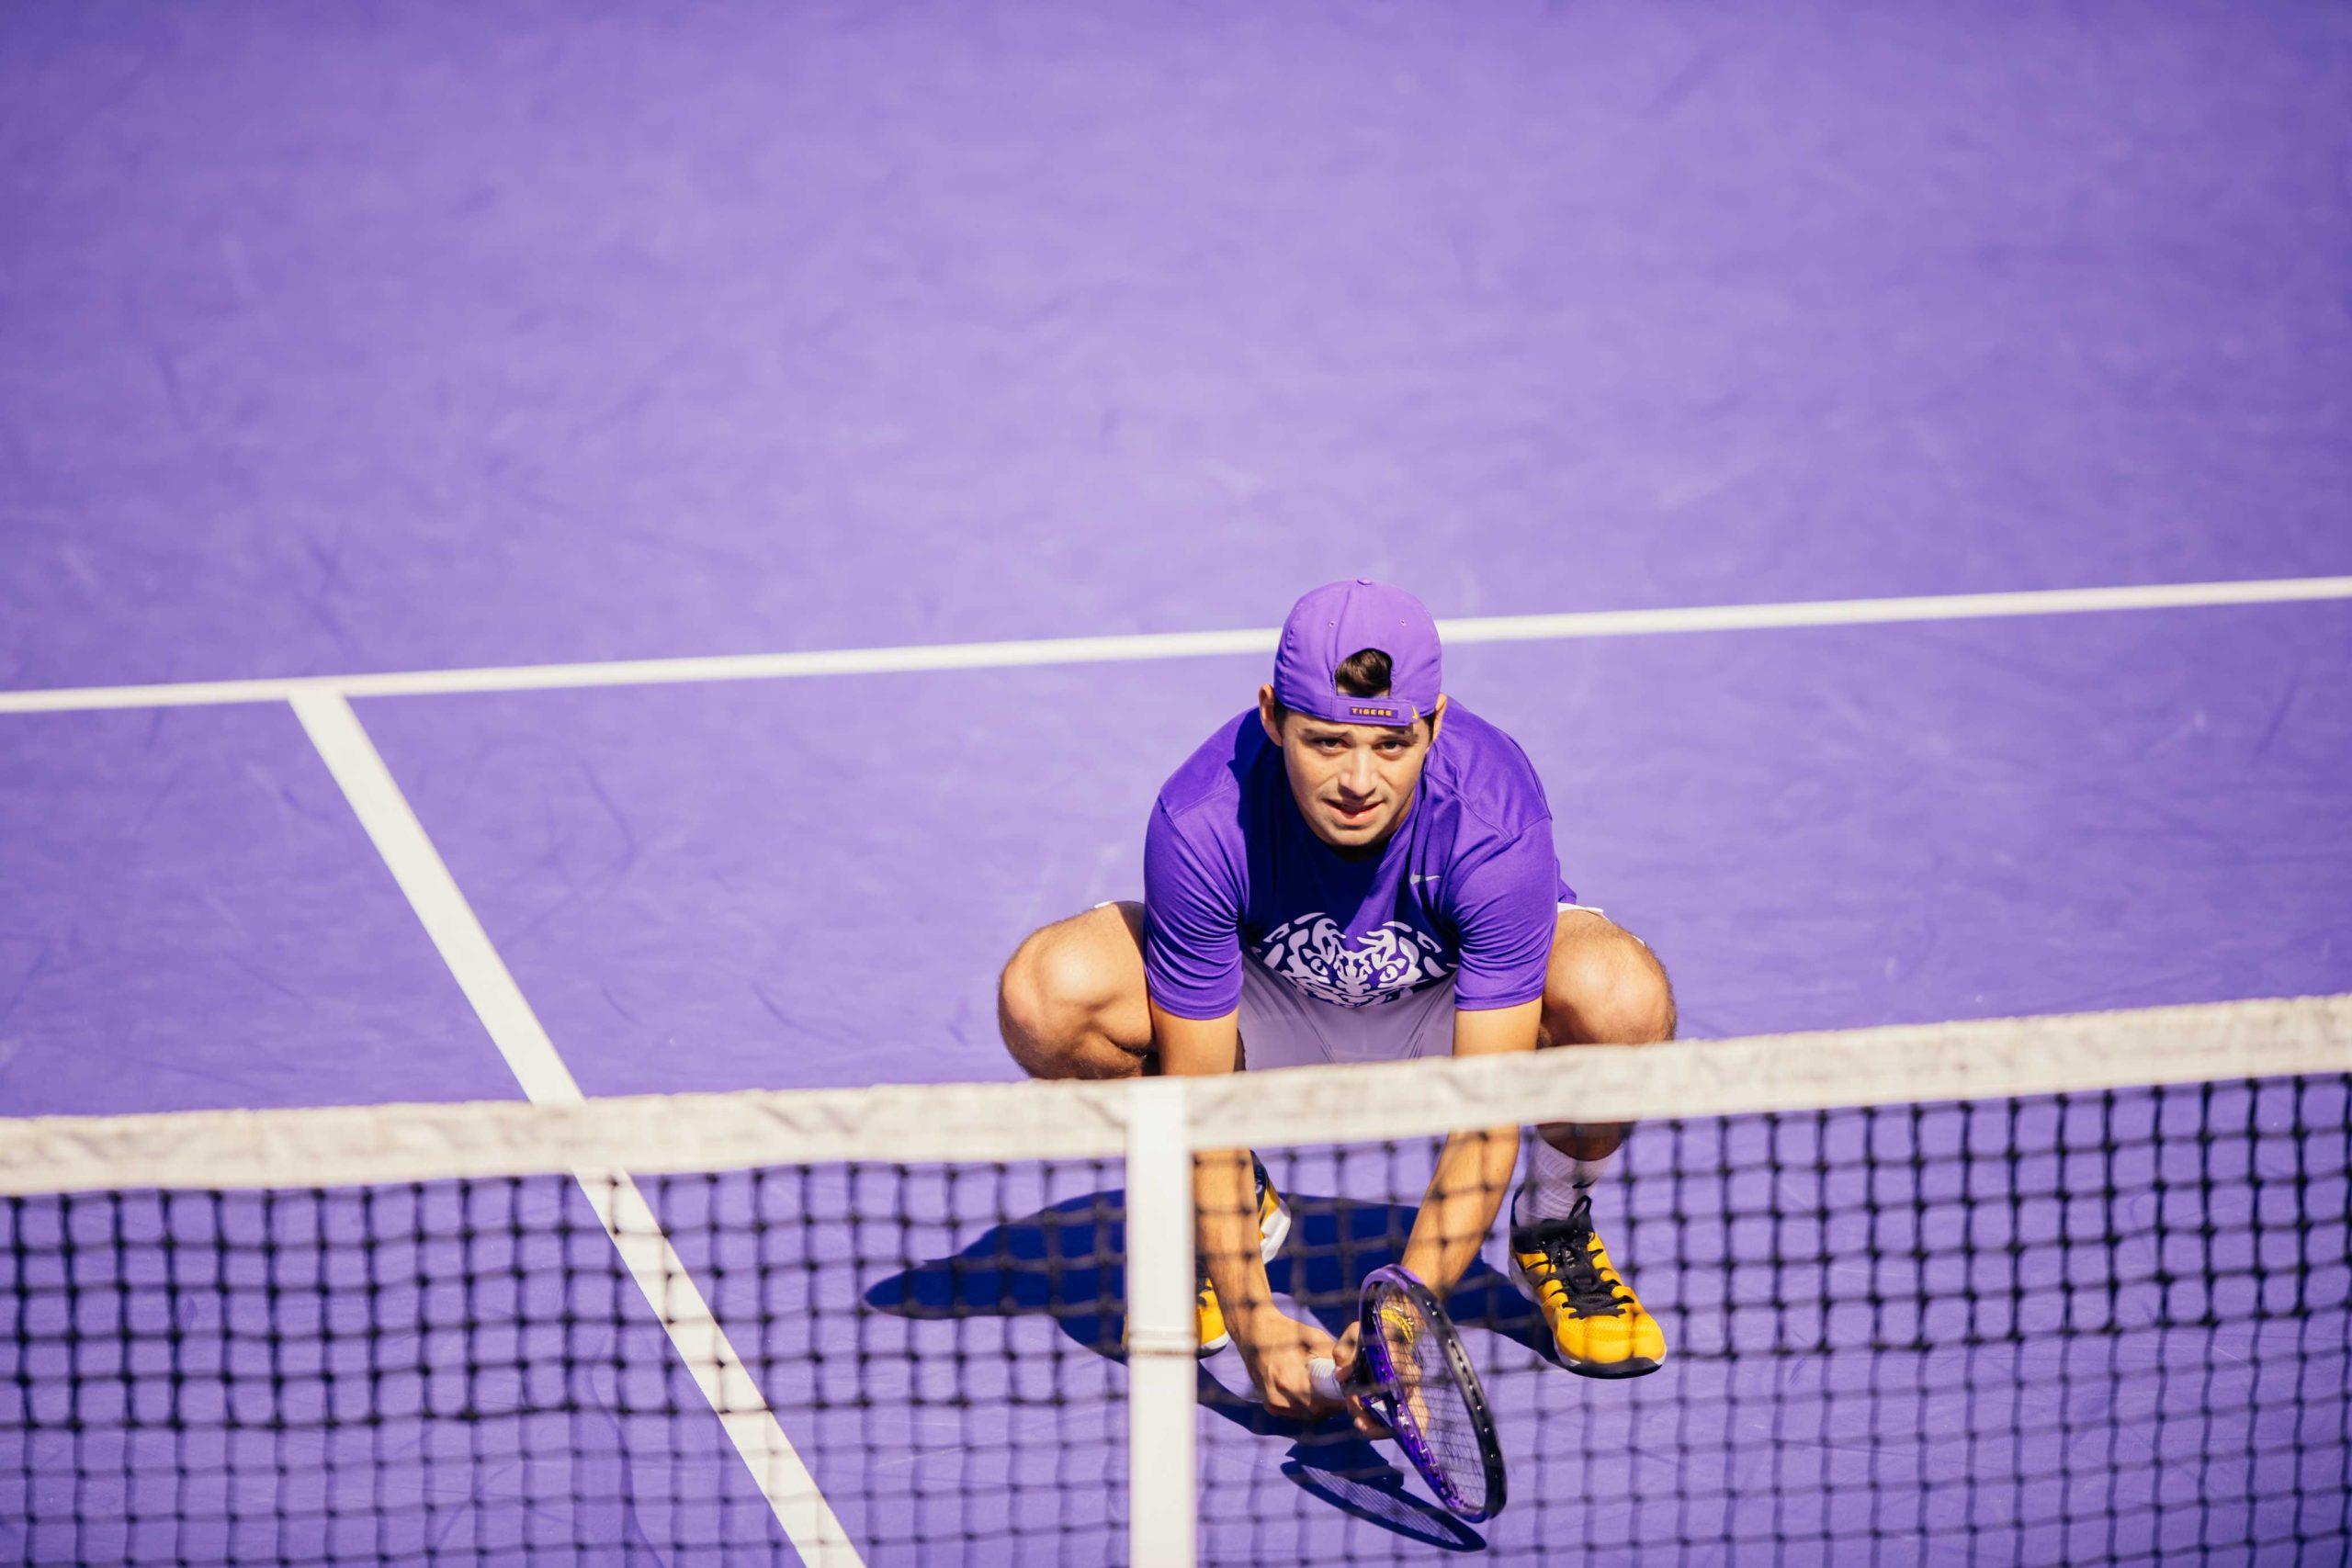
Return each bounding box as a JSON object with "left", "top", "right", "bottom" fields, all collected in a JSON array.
[
  {"left": 1399, "top": 808, "right": 1560, "bottom": 1297},
  {"left": 1143, "top": 807, "right": 1345, "bottom": 1416},
  {"left": 1152, "top": 1000, "right": 1340, "bottom": 1421},
  {"left": 1397, "top": 998, "right": 1541, "bottom": 1294}
]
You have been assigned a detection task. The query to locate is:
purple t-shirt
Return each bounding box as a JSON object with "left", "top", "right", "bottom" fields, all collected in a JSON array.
[{"left": 1144, "top": 702, "right": 1574, "bottom": 1019}]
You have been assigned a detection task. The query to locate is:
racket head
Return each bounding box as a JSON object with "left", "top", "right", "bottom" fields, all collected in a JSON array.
[{"left": 1355, "top": 1265, "right": 1507, "bottom": 1523}]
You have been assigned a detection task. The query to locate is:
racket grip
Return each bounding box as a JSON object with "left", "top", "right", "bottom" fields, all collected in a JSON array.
[{"left": 1307, "top": 1358, "right": 1343, "bottom": 1403}]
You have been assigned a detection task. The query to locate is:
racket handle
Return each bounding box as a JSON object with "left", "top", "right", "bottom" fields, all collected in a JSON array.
[{"left": 1307, "top": 1358, "right": 1343, "bottom": 1403}]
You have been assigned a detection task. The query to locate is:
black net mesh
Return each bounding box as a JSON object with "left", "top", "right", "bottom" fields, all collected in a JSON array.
[
  {"left": 2, "top": 1160, "right": 1126, "bottom": 1564},
  {"left": 1200, "top": 1075, "right": 2350, "bottom": 1564},
  {"left": 3, "top": 1072, "right": 2347, "bottom": 1564}
]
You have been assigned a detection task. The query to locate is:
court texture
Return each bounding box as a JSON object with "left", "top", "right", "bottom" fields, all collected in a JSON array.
[{"left": 2, "top": 3, "right": 2347, "bottom": 1564}]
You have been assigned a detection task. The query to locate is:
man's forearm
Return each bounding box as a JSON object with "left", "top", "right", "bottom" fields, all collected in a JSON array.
[
  {"left": 1406, "top": 997, "right": 1543, "bottom": 1293},
  {"left": 1194, "top": 1145, "right": 1278, "bottom": 1340},
  {"left": 1150, "top": 1002, "right": 1288, "bottom": 1352},
  {"left": 1399, "top": 1124, "right": 1519, "bottom": 1294}
]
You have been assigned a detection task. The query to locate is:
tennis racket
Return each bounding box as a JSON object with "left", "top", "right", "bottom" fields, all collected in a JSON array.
[{"left": 1307, "top": 1264, "right": 1507, "bottom": 1523}]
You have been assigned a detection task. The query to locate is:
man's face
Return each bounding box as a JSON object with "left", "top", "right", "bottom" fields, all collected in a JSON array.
[{"left": 1257, "top": 684, "right": 1447, "bottom": 852}]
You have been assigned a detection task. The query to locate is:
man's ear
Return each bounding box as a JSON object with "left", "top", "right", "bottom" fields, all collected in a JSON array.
[
  {"left": 1425, "top": 693, "right": 1449, "bottom": 744},
  {"left": 1257, "top": 683, "right": 1283, "bottom": 746}
]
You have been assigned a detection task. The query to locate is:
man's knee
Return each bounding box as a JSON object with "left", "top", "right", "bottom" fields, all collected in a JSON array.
[
  {"left": 997, "top": 908, "right": 1148, "bottom": 1078},
  {"left": 1542, "top": 922, "right": 1676, "bottom": 1046},
  {"left": 999, "top": 930, "right": 1090, "bottom": 1066}
]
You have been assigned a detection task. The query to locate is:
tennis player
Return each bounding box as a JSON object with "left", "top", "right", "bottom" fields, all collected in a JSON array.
[{"left": 998, "top": 580, "right": 1675, "bottom": 1420}]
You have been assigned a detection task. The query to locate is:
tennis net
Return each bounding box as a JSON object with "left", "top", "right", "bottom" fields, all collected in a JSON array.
[{"left": 3, "top": 994, "right": 2346, "bottom": 1564}]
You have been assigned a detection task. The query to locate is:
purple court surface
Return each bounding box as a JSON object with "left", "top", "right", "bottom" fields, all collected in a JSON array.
[{"left": 4, "top": 3, "right": 2348, "bottom": 1563}]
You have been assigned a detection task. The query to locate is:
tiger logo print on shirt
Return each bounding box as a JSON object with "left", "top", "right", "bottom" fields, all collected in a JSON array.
[{"left": 1254, "top": 913, "right": 1453, "bottom": 1008}]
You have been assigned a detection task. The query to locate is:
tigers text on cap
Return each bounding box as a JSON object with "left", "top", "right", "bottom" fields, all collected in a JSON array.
[{"left": 1272, "top": 580, "right": 1443, "bottom": 728}]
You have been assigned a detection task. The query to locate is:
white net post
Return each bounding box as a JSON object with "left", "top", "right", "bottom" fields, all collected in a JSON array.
[{"left": 1124, "top": 1078, "right": 1198, "bottom": 1567}]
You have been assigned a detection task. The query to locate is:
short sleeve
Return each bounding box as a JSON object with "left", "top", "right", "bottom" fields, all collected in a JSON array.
[
  {"left": 1143, "top": 803, "right": 1246, "bottom": 1019},
  {"left": 1448, "top": 819, "right": 1563, "bottom": 1010}
]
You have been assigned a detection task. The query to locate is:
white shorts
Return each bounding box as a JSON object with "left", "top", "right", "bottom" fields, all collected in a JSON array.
[
  {"left": 1238, "top": 957, "right": 1458, "bottom": 1070},
  {"left": 1236, "top": 902, "right": 1604, "bottom": 1071}
]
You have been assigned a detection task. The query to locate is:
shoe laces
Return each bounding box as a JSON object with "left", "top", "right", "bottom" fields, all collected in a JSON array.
[{"left": 1526, "top": 1194, "right": 1631, "bottom": 1321}]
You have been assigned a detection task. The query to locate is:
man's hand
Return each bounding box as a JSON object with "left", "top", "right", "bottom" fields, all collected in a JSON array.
[
  {"left": 1238, "top": 1309, "right": 1387, "bottom": 1436},
  {"left": 1328, "top": 1320, "right": 1390, "bottom": 1437},
  {"left": 1236, "top": 1305, "right": 1341, "bottom": 1421}
]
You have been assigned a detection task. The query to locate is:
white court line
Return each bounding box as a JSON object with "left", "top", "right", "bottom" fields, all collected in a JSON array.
[
  {"left": 289, "top": 692, "right": 865, "bottom": 1568},
  {"left": 7, "top": 573, "right": 2350, "bottom": 714}
]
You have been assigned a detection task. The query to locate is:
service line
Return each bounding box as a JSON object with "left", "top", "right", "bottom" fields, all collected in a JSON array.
[{"left": 6, "top": 574, "right": 2349, "bottom": 715}]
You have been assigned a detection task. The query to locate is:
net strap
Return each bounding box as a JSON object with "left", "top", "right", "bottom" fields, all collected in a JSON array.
[{"left": 4, "top": 992, "right": 2342, "bottom": 1195}]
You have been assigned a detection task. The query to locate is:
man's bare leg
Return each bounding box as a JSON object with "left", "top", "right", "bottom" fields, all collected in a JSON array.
[
  {"left": 999, "top": 901, "right": 1668, "bottom": 1090},
  {"left": 1533, "top": 908, "right": 1677, "bottom": 1161},
  {"left": 1512, "top": 908, "right": 1676, "bottom": 1374},
  {"left": 997, "top": 901, "right": 1154, "bottom": 1080}
]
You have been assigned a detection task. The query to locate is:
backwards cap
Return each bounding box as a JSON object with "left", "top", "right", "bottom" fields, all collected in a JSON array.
[{"left": 1272, "top": 580, "right": 1442, "bottom": 728}]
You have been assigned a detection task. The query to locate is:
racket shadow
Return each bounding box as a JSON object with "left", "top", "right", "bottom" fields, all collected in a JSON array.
[
  {"left": 1193, "top": 1363, "right": 1487, "bottom": 1551},
  {"left": 1280, "top": 1458, "right": 1487, "bottom": 1552}
]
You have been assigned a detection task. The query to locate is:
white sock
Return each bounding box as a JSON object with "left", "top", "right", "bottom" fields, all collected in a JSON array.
[{"left": 1512, "top": 1138, "right": 1611, "bottom": 1228}]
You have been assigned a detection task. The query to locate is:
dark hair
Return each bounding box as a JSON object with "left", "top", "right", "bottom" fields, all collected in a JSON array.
[
  {"left": 1271, "top": 648, "right": 1430, "bottom": 735},
  {"left": 1330, "top": 648, "right": 1392, "bottom": 697}
]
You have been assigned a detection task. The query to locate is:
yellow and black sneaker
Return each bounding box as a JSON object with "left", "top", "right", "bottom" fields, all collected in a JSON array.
[
  {"left": 1510, "top": 1192, "right": 1665, "bottom": 1378},
  {"left": 1197, "top": 1154, "right": 1292, "bottom": 1355}
]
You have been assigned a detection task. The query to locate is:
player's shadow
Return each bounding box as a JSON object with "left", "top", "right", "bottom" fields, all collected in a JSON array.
[
  {"left": 861, "top": 1185, "right": 1552, "bottom": 1362},
  {"left": 862, "top": 1185, "right": 1544, "bottom": 1550}
]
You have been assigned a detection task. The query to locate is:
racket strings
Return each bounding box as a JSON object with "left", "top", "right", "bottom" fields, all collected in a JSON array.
[{"left": 1376, "top": 1287, "right": 1492, "bottom": 1516}]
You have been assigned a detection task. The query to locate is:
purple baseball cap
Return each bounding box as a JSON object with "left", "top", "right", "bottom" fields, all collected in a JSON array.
[{"left": 1272, "top": 579, "right": 1442, "bottom": 728}]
